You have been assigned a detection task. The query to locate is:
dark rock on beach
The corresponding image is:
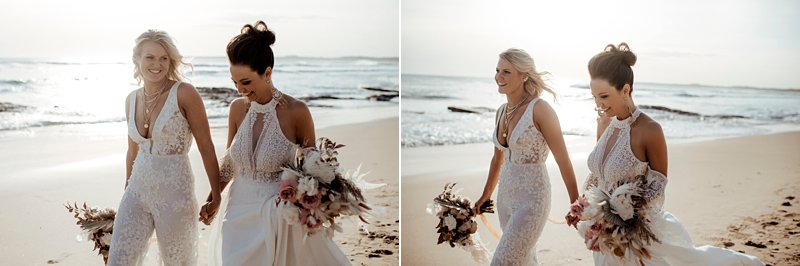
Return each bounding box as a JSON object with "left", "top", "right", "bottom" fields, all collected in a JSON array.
[
  {"left": 197, "top": 86, "right": 399, "bottom": 105},
  {"left": 745, "top": 240, "right": 767, "bottom": 248},
  {"left": 0, "top": 102, "right": 31, "bottom": 112},
  {"left": 367, "top": 94, "right": 398, "bottom": 101},
  {"left": 447, "top": 106, "right": 496, "bottom": 114},
  {"left": 299, "top": 95, "right": 358, "bottom": 101},
  {"left": 196, "top": 87, "right": 239, "bottom": 104},
  {"left": 639, "top": 105, "right": 748, "bottom": 119},
  {"left": 363, "top": 87, "right": 399, "bottom": 93}
]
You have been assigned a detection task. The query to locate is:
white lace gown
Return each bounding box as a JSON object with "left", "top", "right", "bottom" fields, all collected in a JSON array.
[
  {"left": 491, "top": 99, "right": 552, "bottom": 266},
  {"left": 109, "top": 81, "right": 198, "bottom": 265},
  {"left": 581, "top": 108, "right": 764, "bottom": 266},
  {"left": 208, "top": 99, "right": 351, "bottom": 266}
]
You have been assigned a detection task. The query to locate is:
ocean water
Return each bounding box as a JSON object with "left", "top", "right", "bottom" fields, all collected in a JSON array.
[
  {"left": 401, "top": 74, "right": 800, "bottom": 147},
  {"left": 0, "top": 56, "right": 398, "bottom": 135}
]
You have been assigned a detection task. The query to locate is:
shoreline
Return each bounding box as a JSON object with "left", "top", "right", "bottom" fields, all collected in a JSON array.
[
  {"left": 0, "top": 103, "right": 399, "bottom": 137},
  {"left": 401, "top": 122, "right": 800, "bottom": 150}
]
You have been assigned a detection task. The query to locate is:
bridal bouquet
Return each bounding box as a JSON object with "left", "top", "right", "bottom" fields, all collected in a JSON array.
[
  {"left": 276, "top": 137, "right": 373, "bottom": 237},
  {"left": 427, "top": 183, "right": 495, "bottom": 263},
  {"left": 64, "top": 202, "right": 116, "bottom": 264},
  {"left": 569, "top": 175, "right": 661, "bottom": 260}
]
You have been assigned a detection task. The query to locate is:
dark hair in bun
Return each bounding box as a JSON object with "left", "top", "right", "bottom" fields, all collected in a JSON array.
[
  {"left": 588, "top": 42, "right": 637, "bottom": 93},
  {"left": 227, "top": 21, "right": 276, "bottom": 75}
]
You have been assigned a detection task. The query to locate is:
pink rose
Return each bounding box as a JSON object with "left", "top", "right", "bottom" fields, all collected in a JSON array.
[
  {"left": 279, "top": 179, "right": 299, "bottom": 203},
  {"left": 299, "top": 208, "right": 311, "bottom": 225},
  {"left": 584, "top": 222, "right": 604, "bottom": 251},
  {"left": 299, "top": 208, "right": 322, "bottom": 229},
  {"left": 306, "top": 215, "right": 322, "bottom": 229},
  {"left": 301, "top": 191, "right": 322, "bottom": 210},
  {"left": 569, "top": 196, "right": 589, "bottom": 219}
]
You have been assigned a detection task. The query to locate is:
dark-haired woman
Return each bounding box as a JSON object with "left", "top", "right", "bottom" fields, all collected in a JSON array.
[
  {"left": 201, "top": 21, "right": 350, "bottom": 265},
  {"left": 569, "top": 43, "right": 763, "bottom": 265}
]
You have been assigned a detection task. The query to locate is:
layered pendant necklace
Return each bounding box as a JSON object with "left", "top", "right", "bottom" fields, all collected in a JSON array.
[
  {"left": 501, "top": 95, "right": 530, "bottom": 140},
  {"left": 141, "top": 79, "right": 169, "bottom": 130}
]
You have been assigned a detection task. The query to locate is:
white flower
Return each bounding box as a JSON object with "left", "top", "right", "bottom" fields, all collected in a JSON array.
[
  {"left": 302, "top": 150, "right": 337, "bottom": 183},
  {"left": 576, "top": 220, "right": 590, "bottom": 238},
  {"left": 280, "top": 169, "right": 299, "bottom": 181},
  {"left": 100, "top": 234, "right": 112, "bottom": 245},
  {"left": 443, "top": 214, "right": 457, "bottom": 230},
  {"left": 609, "top": 183, "right": 640, "bottom": 220},
  {"left": 297, "top": 176, "right": 319, "bottom": 196},
  {"left": 282, "top": 203, "right": 301, "bottom": 224}
]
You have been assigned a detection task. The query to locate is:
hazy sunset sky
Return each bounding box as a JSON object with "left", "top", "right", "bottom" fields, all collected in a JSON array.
[
  {"left": 402, "top": 0, "right": 799, "bottom": 89},
  {"left": 0, "top": 0, "right": 399, "bottom": 59}
]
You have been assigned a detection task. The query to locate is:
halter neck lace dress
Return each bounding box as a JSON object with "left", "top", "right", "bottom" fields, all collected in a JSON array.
[
  {"left": 581, "top": 108, "right": 763, "bottom": 266},
  {"left": 208, "top": 99, "right": 351, "bottom": 265}
]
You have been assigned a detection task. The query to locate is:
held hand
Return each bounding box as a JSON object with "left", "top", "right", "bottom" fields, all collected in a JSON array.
[
  {"left": 199, "top": 196, "right": 221, "bottom": 225},
  {"left": 472, "top": 197, "right": 487, "bottom": 216},
  {"left": 565, "top": 212, "right": 580, "bottom": 229}
]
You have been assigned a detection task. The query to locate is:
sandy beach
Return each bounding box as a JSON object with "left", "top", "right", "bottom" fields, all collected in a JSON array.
[
  {"left": 0, "top": 115, "right": 398, "bottom": 265},
  {"left": 401, "top": 132, "right": 800, "bottom": 265}
]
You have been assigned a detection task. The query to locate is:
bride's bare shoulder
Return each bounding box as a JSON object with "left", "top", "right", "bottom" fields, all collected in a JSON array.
[
  {"left": 636, "top": 114, "right": 663, "bottom": 135},
  {"left": 279, "top": 94, "right": 311, "bottom": 118},
  {"left": 228, "top": 98, "right": 248, "bottom": 123}
]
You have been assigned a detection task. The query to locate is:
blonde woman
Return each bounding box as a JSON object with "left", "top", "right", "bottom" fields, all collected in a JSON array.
[
  {"left": 472, "top": 48, "right": 580, "bottom": 265},
  {"left": 108, "top": 30, "right": 222, "bottom": 265}
]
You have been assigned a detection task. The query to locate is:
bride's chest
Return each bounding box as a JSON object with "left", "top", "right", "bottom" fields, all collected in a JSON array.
[{"left": 589, "top": 130, "right": 648, "bottom": 180}]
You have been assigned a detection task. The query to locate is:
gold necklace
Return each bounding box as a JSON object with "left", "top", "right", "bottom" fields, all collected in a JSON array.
[
  {"left": 141, "top": 80, "right": 170, "bottom": 129},
  {"left": 501, "top": 95, "right": 530, "bottom": 139}
]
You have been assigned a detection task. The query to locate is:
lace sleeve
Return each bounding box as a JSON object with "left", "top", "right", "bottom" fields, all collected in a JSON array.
[
  {"left": 219, "top": 149, "right": 234, "bottom": 182},
  {"left": 641, "top": 168, "right": 667, "bottom": 202},
  {"left": 583, "top": 173, "right": 598, "bottom": 191}
]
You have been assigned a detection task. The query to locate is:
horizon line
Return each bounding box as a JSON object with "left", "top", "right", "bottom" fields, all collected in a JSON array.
[{"left": 401, "top": 72, "right": 800, "bottom": 91}]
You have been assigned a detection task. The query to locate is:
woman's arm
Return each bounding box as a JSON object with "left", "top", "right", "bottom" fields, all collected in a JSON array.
[
  {"left": 216, "top": 98, "right": 247, "bottom": 192},
  {"left": 177, "top": 84, "right": 222, "bottom": 226},
  {"left": 124, "top": 93, "right": 139, "bottom": 189},
  {"left": 641, "top": 120, "right": 668, "bottom": 203},
  {"left": 292, "top": 100, "right": 316, "bottom": 148},
  {"left": 644, "top": 121, "right": 668, "bottom": 176},
  {"left": 535, "top": 102, "right": 579, "bottom": 204},
  {"left": 200, "top": 98, "right": 245, "bottom": 225},
  {"left": 473, "top": 107, "right": 505, "bottom": 214},
  {"left": 178, "top": 84, "right": 222, "bottom": 199},
  {"left": 473, "top": 147, "right": 504, "bottom": 215}
]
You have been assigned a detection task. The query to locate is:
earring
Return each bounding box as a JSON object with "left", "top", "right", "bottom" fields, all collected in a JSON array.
[{"left": 272, "top": 87, "right": 285, "bottom": 107}]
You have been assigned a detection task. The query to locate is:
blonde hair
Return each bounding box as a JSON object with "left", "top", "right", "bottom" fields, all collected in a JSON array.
[
  {"left": 132, "top": 30, "right": 191, "bottom": 85},
  {"left": 499, "top": 48, "right": 556, "bottom": 100}
]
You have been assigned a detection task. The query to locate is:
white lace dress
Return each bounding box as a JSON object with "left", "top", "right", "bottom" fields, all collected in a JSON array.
[
  {"left": 109, "top": 81, "right": 198, "bottom": 265},
  {"left": 581, "top": 108, "right": 764, "bottom": 266},
  {"left": 491, "top": 99, "right": 552, "bottom": 266},
  {"left": 208, "top": 99, "right": 351, "bottom": 266}
]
